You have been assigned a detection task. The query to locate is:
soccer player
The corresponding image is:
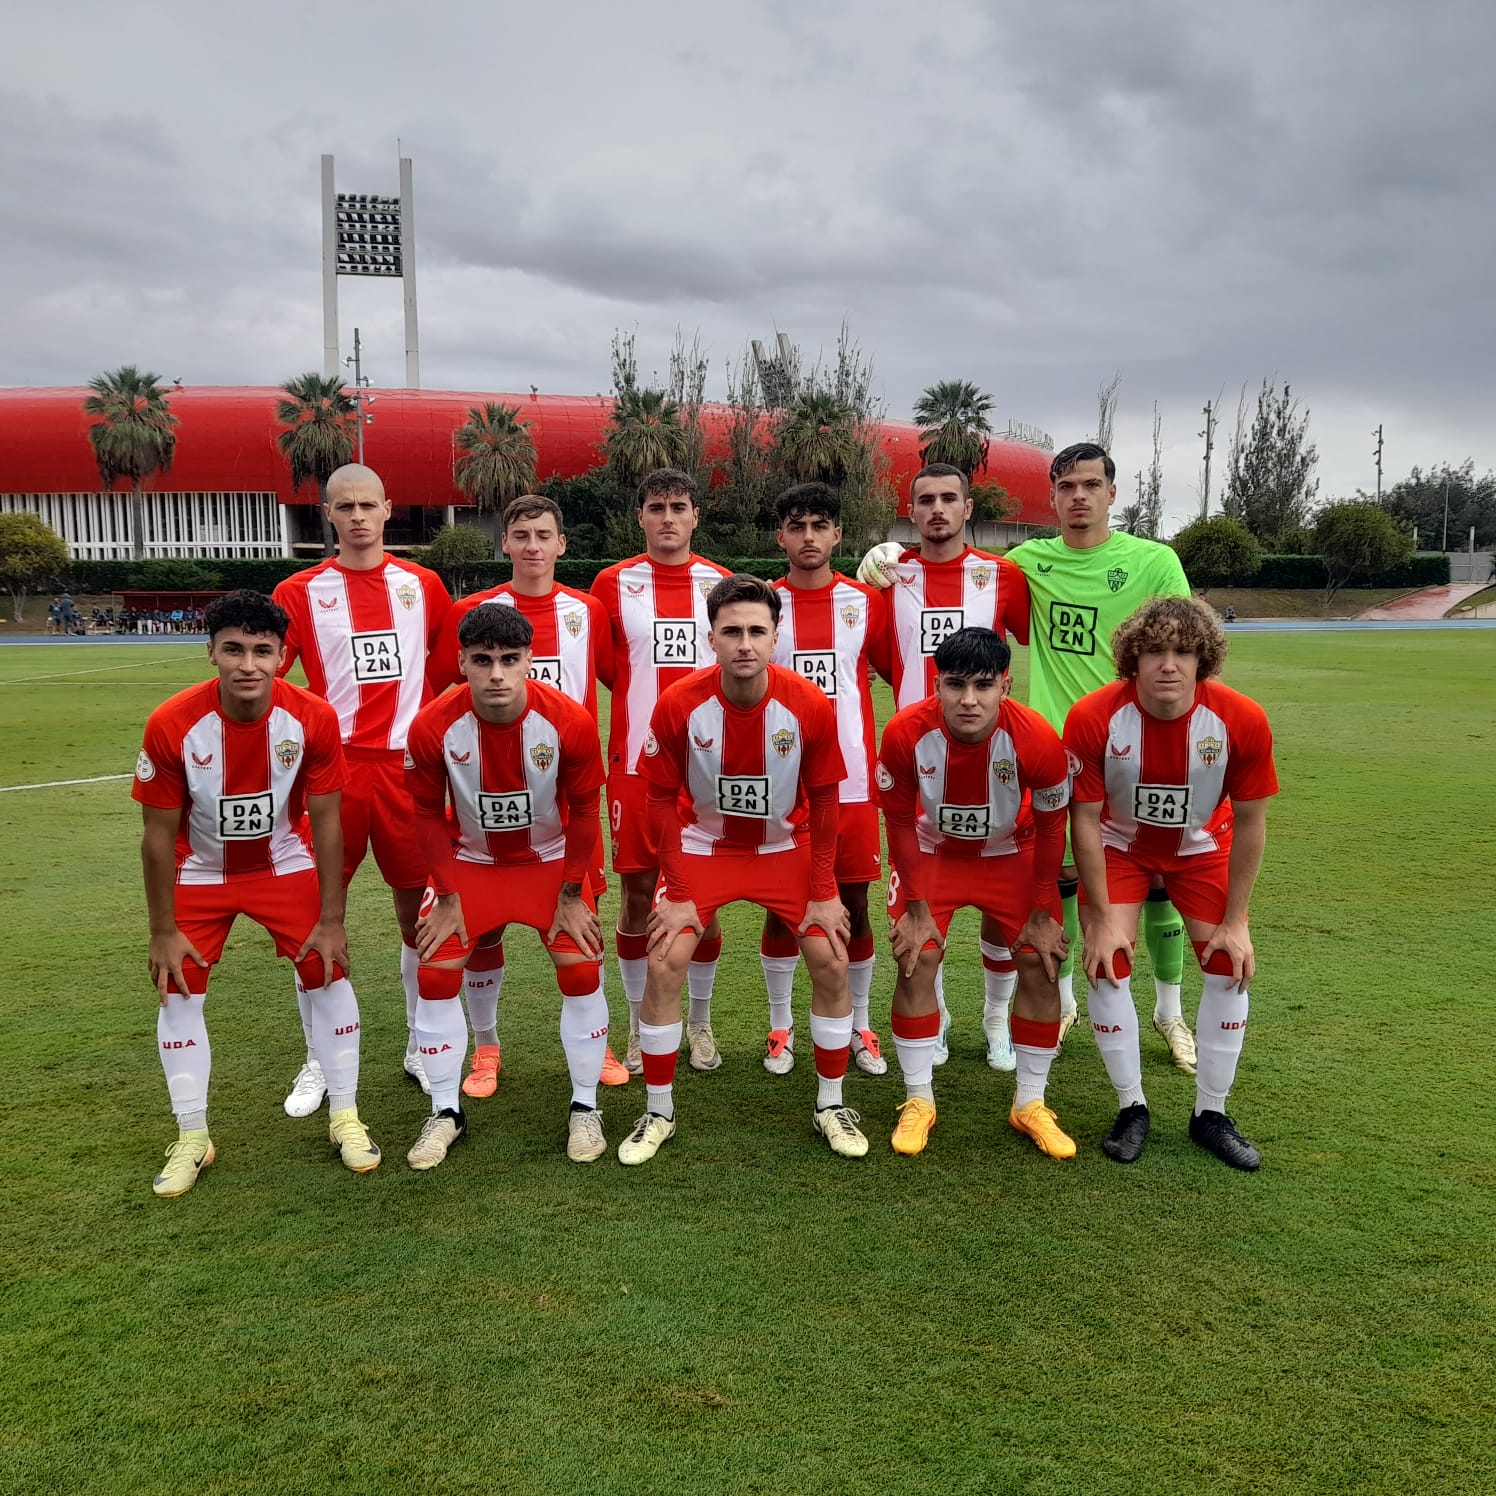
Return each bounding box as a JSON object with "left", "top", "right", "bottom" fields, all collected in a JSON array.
[
  {"left": 760, "top": 482, "right": 889, "bottom": 1078},
  {"left": 591, "top": 469, "right": 731, "bottom": 1074},
  {"left": 1006, "top": 443, "right": 1195, "bottom": 1070},
  {"left": 621, "top": 574, "right": 866, "bottom": 1164},
  {"left": 876, "top": 627, "right": 1071, "bottom": 1157},
  {"left": 134, "top": 590, "right": 380, "bottom": 1197},
  {"left": 425, "top": 493, "right": 626, "bottom": 1096},
  {"left": 403, "top": 604, "right": 611, "bottom": 1168},
  {"left": 1065, "top": 596, "right": 1278, "bottom": 1170},
  {"left": 271, "top": 464, "right": 451, "bottom": 1115},
  {"left": 859, "top": 463, "right": 1031, "bottom": 1071}
]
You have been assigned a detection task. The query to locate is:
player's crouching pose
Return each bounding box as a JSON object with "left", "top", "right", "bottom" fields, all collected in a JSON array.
[
  {"left": 877, "top": 627, "right": 1073, "bottom": 1157},
  {"left": 135, "top": 591, "right": 379, "bottom": 1197},
  {"left": 1065, "top": 596, "right": 1278, "bottom": 1170},
  {"left": 404, "top": 604, "right": 611, "bottom": 1168},
  {"left": 623, "top": 574, "right": 867, "bottom": 1164}
]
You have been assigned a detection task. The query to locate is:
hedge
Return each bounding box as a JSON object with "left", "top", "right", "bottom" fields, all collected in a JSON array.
[{"left": 1248, "top": 553, "right": 1450, "bottom": 589}]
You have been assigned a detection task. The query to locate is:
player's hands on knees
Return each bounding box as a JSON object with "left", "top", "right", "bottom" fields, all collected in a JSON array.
[
  {"left": 1082, "top": 915, "right": 1133, "bottom": 986},
  {"left": 548, "top": 886, "right": 604, "bottom": 958},
  {"left": 296, "top": 918, "right": 351, "bottom": 983},
  {"left": 891, "top": 905, "right": 942, "bottom": 979},
  {"left": 148, "top": 929, "right": 206, "bottom": 1006},
  {"left": 1201, "top": 917, "right": 1255, "bottom": 991},
  {"left": 1017, "top": 911, "right": 1068, "bottom": 981},
  {"left": 800, "top": 898, "right": 851, "bottom": 962},
  {"left": 416, "top": 893, "right": 467, "bottom": 961},
  {"left": 646, "top": 897, "right": 703, "bottom": 957}
]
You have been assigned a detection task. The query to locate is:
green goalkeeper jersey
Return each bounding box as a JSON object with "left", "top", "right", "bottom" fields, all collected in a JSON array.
[{"left": 1006, "top": 531, "right": 1190, "bottom": 731}]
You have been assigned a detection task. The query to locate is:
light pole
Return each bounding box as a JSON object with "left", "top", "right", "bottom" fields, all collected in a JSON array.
[{"left": 344, "top": 327, "right": 375, "bottom": 464}]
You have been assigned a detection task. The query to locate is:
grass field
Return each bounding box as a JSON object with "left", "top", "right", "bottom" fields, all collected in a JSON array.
[{"left": 2, "top": 633, "right": 1493, "bottom": 1495}]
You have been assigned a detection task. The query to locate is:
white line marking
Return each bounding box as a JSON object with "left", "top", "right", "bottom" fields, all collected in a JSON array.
[
  {"left": 0, "top": 773, "right": 134, "bottom": 794},
  {"left": 0, "top": 655, "right": 194, "bottom": 685}
]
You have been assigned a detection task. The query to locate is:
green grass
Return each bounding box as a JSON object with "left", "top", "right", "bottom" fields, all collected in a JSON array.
[
  {"left": 1196, "top": 587, "right": 1412, "bottom": 619},
  {"left": 2, "top": 636, "right": 1494, "bottom": 1495}
]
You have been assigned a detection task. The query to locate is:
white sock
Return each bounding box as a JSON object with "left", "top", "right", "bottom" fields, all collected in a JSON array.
[
  {"left": 1088, "top": 977, "right": 1145, "bottom": 1110},
  {"left": 809, "top": 1010, "right": 852, "bottom": 1110},
  {"left": 294, "top": 978, "right": 316, "bottom": 1065},
  {"left": 1195, "top": 975, "right": 1249, "bottom": 1114},
  {"left": 1012, "top": 1040, "right": 1057, "bottom": 1109},
  {"left": 1153, "top": 981, "right": 1183, "bottom": 1023},
  {"left": 560, "top": 989, "right": 609, "bottom": 1109},
  {"left": 848, "top": 956, "right": 875, "bottom": 1032},
  {"left": 934, "top": 964, "right": 948, "bottom": 1021},
  {"left": 464, "top": 959, "right": 505, "bottom": 1050},
  {"left": 982, "top": 970, "right": 1018, "bottom": 1037},
  {"left": 414, "top": 997, "right": 468, "bottom": 1114},
  {"left": 400, "top": 941, "right": 420, "bottom": 1055},
  {"left": 893, "top": 1028, "right": 937, "bottom": 1101},
  {"left": 158, "top": 992, "right": 211, "bottom": 1124},
  {"left": 762, "top": 955, "right": 798, "bottom": 1031},
  {"left": 617, "top": 948, "right": 647, "bottom": 1029},
  {"left": 638, "top": 1019, "right": 681, "bottom": 1119},
  {"left": 687, "top": 959, "right": 718, "bottom": 1014},
  {"left": 1058, "top": 972, "right": 1077, "bottom": 1018},
  {"left": 308, "top": 978, "right": 363, "bottom": 1112}
]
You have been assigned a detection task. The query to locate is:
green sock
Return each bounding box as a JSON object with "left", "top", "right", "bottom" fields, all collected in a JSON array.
[
  {"left": 1059, "top": 889, "right": 1081, "bottom": 980},
  {"left": 1142, "top": 894, "right": 1186, "bottom": 986}
]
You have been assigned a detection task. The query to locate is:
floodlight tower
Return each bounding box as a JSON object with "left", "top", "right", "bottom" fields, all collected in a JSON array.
[{"left": 321, "top": 153, "right": 420, "bottom": 387}]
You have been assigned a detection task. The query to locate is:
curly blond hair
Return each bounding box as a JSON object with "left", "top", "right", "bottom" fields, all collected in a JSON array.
[{"left": 1112, "top": 596, "right": 1227, "bottom": 680}]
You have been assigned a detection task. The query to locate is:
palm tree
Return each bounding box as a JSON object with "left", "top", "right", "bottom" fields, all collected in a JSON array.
[
  {"left": 776, "top": 390, "right": 860, "bottom": 486},
  {"left": 604, "top": 388, "right": 689, "bottom": 486},
  {"left": 452, "top": 402, "right": 537, "bottom": 518},
  {"left": 913, "top": 379, "right": 995, "bottom": 477},
  {"left": 276, "top": 374, "right": 357, "bottom": 555},
  {"left": 83, "top": 366, "right": 179, "bottom": 561}
]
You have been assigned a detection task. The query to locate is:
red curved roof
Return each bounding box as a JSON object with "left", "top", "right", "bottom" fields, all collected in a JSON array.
[{"left": 0, "top": 386, "right": 1056, "bottom": 524}]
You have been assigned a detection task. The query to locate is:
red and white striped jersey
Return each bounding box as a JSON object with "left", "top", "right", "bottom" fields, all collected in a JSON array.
[
  {"left": 876, "top": 694, "right": 1069, "bottom": 858},
  {"left": 1064, "top": 679, "right": 1279, "bottom": 861},
  {"left": 132, "top": 678, "right": 345, "bottom": 885},
  {"left": 274, "top": 556, "right": 451, "bottom": 753},
  {"left": 405, "top": 679, "right": 605, "bottom": 868},
  {"left": 771, "top": 576, "right": 883, "bottom": 804},
  {"left": 591, "top": 553, "right": 731, "bottom": 776},
  {"left": 880, "top": 547, "right": 1031, "bottom": 709},
  {"left": 639, "top": 665, "right": 845, "bottom": 857},
  {"left": 424, "top": 583, "right": 614, "bottom": 720}
]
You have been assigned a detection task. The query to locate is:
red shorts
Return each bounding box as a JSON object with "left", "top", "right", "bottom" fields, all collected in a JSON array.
[
  {"left": 172, "top": 869, "right": 322, "bottom": 985},
  {"left": 342, "top": 750, "right": 427, "bottom": 891},
  {"left": 835, "top": 801, "right": 883, "bottom": 885},
  {"left": 674, "top": 847, "right": 831, "bottom": 935},
  {"left": 1081, "top": 847, "right": 1231, "bottom": 926},
  {"left": 421, "top": 859, "right": 597, "bottom": 964},
  {"left": 607, "top": 772, "right": 657, "bottom": 875},
  {"left": 886, "top": 849, "right": 1060, "bottom": 950}
]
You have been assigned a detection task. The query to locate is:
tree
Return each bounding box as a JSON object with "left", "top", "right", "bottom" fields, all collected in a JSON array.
[
  {"left": 1140, "top": 403, "right": 1164, "bottom": 539},
  {"left": 1374, "top": 460, "right": 1496, "bottom": 550},
  {"left": 604, "top": 387, "right": 690, "bottom": 488},
  {"left": 969, "top": 481, "right": 1016, "bottom": 526},
  {"left": 776, "top": 389, "right": 861, "bottom": 486},
  {"left": 1092, "top": 371, "right": 1122, "bottom": 453},
  {"left": 452, "top": 402, "right": 537, "bottom": 519},
  {"left": 422, "top": 523, "right": 495, "bottom": 597},
  {"left": 913, "top": 379, "right": 994, "bottom": 477},
  {"left": 1171, "top": 516, "right": 1262, "bottom": 594},
  {"left": 83, "top": 366, "right": 179, "bottom": 562},
  {"left": 275, "top": 373, "right": 356, "bottom": 555},
  {"left": 0, "top": 512, "right": 70, "bottom": 622},
  {"left": 1314, "top": 501, "right": 1414, "bottom": 607},
  {"left": 1224, "top": 379, "right": 1319, "bottom": 546}
]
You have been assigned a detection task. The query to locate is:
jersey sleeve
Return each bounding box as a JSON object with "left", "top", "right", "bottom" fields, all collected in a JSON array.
[
  {"left": 637, "top": 693, "right": 686, "bottom": 790},
  {"left": 1151, "top": 543, "right": 1192, "bottom": 599},
  {"left": 403, "top": 704, "right": 450, "bottom": 817},
  {"left": 1016, "top": 710, "right": 1071, "bottom": 814},
  {"left": 867, "top": 587, "right": 894, "bottom": 683},
  {"left": 1000, "top": 559, "right": 1031, "bottom": 646},
  {"left": 424, "top": 597, "right": 468, "bottom": 695},
  {"left": 800, "top": 687, "right": 846, "bottom": 790},
  {"left": 423, "top": 571, "right": 454, "bottom": 649},
  {"left": 559, "top": 701, "right": 607, "bottom": 800},
  {"left": 873, "top": 714, "right": 917, "bottom": 825},
  {"left": 271, "top": 578, "right": 304, "bottom": 676},
  {"left": 587, "top": 594, "right": 616, "bottom": 690},
  {"left": 1062, "top": 693, "right": 1109, "bottom": 804},
  {"left": 1224, "top": 696, "right": 1280, "bottom": 802},
  {"left": 303, "top": 701, "right": 347, "bottom": 795},
  {"left": 132, "top": 708, "right": 188, "bottom": 810}
]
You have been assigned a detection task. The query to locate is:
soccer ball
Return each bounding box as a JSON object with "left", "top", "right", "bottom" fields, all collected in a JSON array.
[{"left": 856, "top": 541, "right": 904, "bottom": 589}]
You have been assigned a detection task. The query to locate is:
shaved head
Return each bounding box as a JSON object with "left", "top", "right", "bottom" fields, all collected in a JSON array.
[{"left": 325, "top": 464, "right": 386, "bottom": 505}]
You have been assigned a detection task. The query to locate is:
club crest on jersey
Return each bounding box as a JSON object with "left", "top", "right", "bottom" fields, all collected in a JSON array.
[
  {"left": 274, "top": 739, "right": 301, "bottom": 770},
  {"left": 449, "top": 749, "right": 471, "bottom": 764},
  {"left": 396, "top": 583, "right": 418, "bottom": 612},
  {"left": 970, "top": 564, "right": 993, "bottom": 592},
  {"left": 1196, "top": 735, "right": 1223, "bottom": 767},
  {"left": 317, "top": 596, "right": 339, "bottom": 610},
  {"left": 692, "top": 734, "right": 715, "bottom": 751},
  {"left": 771, "top": 728, "right": 796, "bottom": 759},
  {"left": 993, "top": 757, "right": 1016, "bottom": 785},
  {"left": 697, "top": 578, "right": 715, "bottom": 600},
  {"left": 192, "top": 752, "right": 214, "bottom": 769},
  {"left": 1107, "top": 568, "right": 1128, "bottom": 593},
  {"left": 840, "top": 604, "right": 861, "bottom": 627},
  {"left": 563, "top": 610, "right": 584, "bottom": 638},
  {"left": 530, "top": 742, "right": 556, "bottom": 772}
]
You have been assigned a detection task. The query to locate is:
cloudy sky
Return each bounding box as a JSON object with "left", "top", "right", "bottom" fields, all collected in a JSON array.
[{"left": 3, "top": 0, "right": 1492, "bottom": 531}]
